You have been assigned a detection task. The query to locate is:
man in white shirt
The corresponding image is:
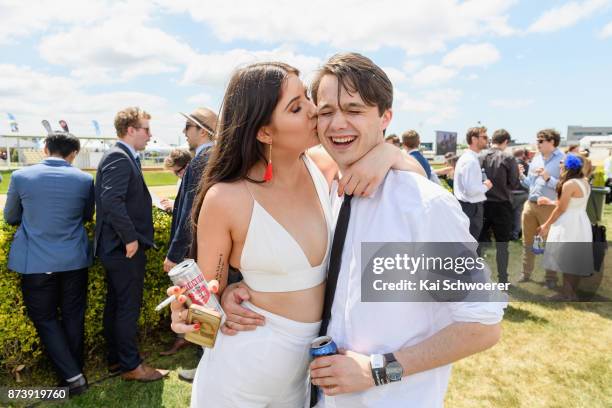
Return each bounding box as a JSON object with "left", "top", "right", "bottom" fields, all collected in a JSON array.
[
  {"left": 454, "top": 127, "right": 493, "bottom": 240},
  {"left": 219, "top": 53, "right": 505, "bottom": 408},
  {"left": 604, "top": 149, "right": 612, "bottom": 204},
  {"left": 306, "top": 52, "right": 505, "bottom": 408}
]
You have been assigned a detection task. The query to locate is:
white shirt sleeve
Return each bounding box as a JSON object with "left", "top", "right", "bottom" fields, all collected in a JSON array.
[{"left": 419, "top": 192, "right": 507, "bottom": 325}]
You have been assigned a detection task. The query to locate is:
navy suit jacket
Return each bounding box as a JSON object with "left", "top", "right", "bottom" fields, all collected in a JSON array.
[
  {"left": 166, "top": 145, "right": 212, "bottom": 263},
  {"left": 94, "top": 143, "right": 154, "bottom": 256},
  {"left": 4, "top": 159, "right": 94, "bottom": 274},
  {"left": 410, "top": 150, "right": 433, "bottom": 180}
]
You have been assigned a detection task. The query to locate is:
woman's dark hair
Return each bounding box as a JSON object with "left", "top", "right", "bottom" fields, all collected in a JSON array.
[
  {"left": 190, "top": 62, "right": 299, "bottom": 255},
  {"left": 556, "top": 155, "right": 584, "bottom": 198},
  {"left": 45, "top": 131, "right": 80, "bottom": 157}
]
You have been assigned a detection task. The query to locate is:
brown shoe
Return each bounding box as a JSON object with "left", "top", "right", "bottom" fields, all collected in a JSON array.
[
  {"left": 159, "top": 337, "right": 190, "bottom": 356},
  {"left": 121, "top": 364, "right": 169, "bottom": 382}
]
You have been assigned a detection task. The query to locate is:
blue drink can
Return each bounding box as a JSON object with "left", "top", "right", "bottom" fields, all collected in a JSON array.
[{"left": 310, "top": 335, "right": 338, "bottom": 358}]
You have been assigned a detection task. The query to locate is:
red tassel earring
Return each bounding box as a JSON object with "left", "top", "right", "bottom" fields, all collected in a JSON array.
[{"left": 264, "top": 143, "right": 273, "bottom": 182}]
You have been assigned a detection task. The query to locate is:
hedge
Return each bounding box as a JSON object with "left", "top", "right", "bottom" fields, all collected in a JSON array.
[{"left": 0, "top": 209, "right": 173, "bottom": 373}]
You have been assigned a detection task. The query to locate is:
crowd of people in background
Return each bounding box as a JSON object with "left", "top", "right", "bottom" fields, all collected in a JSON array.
[{"left": 2, "top": 57, "right": 608, "bottom": 403}]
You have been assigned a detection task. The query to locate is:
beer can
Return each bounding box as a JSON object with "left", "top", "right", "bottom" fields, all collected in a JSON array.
[
  {"left": 168, "top": 259, "right": 225, "bottom": 318},
  {"left": 310, "top": 336, "right": 338, "bottom": 358}
]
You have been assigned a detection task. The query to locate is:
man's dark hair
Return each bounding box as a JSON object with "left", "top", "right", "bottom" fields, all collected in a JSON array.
[
  {"left": 492, "top": 129, "right": 511, "bottom": 145},
  {"left": 401, "top": 130, "right": 420, "bottom": 149},
  {"left": 536, "top": 128, "right": 561, "bottom": 147},
  {"left": 45, "top": 132, "right": 80, "bottom": 158},
  {"left": 310, "top": 52, "right": 393, "bottom": 116}
]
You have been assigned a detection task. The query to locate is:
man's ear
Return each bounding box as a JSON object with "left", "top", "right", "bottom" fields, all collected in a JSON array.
[
  {"left": 256, "top": 126, "right": 273, "bottom": 144},
  {"left": 43, "top": 146, "right": 50, "bottom": 157},
  {"left": 381, "top": 109, "right": 393, "bottom": 132}
]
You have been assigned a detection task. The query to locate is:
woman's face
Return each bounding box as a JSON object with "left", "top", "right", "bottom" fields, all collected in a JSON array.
[{"left": 266, "top": 74, "right": 318, "bottom": 154}]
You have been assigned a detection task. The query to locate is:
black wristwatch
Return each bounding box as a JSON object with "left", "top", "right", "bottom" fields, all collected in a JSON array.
[{"left": 384, "top": 353, "right": 404, "bottom": 382}]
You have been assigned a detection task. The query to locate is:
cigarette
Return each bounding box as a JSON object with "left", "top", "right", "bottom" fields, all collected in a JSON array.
[{"left": 155, "top": 295, "right": 176, "bottom": 312}]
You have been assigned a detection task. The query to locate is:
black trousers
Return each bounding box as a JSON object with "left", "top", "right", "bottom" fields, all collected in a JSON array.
[
  {"left": 459, "top": 201, "right": 484, "bottom": 242},
  {"left": 101, "top": 247, "right": 146, "bottom": 372},
  {"left": 479, "top": 201, "right": 513, "bottom": 283},
  {"left": 21, "top": 268, "right": 88, "bottom": 380}
]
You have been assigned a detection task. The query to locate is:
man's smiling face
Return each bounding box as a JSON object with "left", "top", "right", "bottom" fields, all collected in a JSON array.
[{"left": 315, "top": 74, "right": 392, "bottom": 171}]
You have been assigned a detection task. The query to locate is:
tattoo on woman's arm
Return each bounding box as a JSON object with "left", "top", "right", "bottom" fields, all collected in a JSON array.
[{"left": 215, "top": 254, "right": 224, "bottom": 283}]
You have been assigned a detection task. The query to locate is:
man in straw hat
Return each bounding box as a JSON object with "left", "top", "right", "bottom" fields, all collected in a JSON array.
[{"left": 160, "top": 107, "right": 218, "bottom": 360}]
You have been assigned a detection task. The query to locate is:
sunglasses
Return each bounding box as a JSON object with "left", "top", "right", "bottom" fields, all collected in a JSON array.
[
  {"left": 134, "top": 126, "right": 151, "bottom": 135},
  {"left": 537, "top": 139, "right": 550, "bottom": 144},
  {"left": 173, "top": 164, "right": 187, "bottom": 176}
]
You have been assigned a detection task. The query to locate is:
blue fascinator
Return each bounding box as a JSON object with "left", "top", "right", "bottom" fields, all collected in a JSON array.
[{"left": 564, "top": 154, "right": 582, "bottom": 171}]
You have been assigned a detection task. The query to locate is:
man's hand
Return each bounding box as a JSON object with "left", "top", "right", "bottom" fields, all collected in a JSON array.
[
  {"left": 163, "top": 257, "right": 177, "bottom": 273},
  {"left": 125, "top": 240, "right": 139, "bottom": 258},
  {"left": 160, "top": 198, "right": 173, "bottom": 213},
  {"left": 534, "top": 167, "right": 551, "bottom": 181},
  {"left": 484, "top": 179, "right": 493, "bottom": 190},
  {"left": 220, "top": 282, "right": 265, "bottom": 335},
  {"left": 310, "top": 350, "right": 375, "bottom": 396}
]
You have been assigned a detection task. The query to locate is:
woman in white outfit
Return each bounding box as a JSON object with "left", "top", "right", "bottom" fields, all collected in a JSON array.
[
  {"left": 538, "top": 154, "right": 593, "bottom": 301},
  {"left": 169, "top": 62, "right": 424, "bottom": 407}
]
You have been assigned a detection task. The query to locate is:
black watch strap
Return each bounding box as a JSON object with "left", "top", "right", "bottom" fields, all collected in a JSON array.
[{"left": 384, "top": 353, "right": 397, "bottom": 363}]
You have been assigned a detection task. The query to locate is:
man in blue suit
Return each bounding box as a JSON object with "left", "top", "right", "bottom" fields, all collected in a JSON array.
[
  {"left": 95, "top": 107, "right": 168, "bottom": 381},
  {"left": 159, "top": 108, "right": 217, "bottom": 361},
  {"left": 401, "top": 130, "right": 432, "bottom": 180},
  {"left": 4, "top": 132, "right": 94, "bottom": 396}
]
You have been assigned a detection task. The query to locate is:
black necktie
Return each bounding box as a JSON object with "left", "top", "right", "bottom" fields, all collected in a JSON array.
[
  {"left": 319, "top": 194, "right": 353, "bottom": 336},
  {"left": 135, "top": 156, "right": 142, "bottom": 170},
  {"left": 311, "top": 194, "right": 352, "bottom": 407}
]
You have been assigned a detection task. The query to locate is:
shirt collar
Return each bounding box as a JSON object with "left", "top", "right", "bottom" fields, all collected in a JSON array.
[
  {"left": 45, "top": 157, "right": 67, "bottom": 162},
  {"left": 195, "top": 141, "right": 214, "bottom": 156},
  {"left": 117, "top": 140, "right": 139, "bottom": 159}
]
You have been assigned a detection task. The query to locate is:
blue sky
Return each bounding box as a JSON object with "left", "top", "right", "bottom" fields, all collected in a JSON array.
[{"left": 1, "top": 0, "right": 611, "bottom": 145}]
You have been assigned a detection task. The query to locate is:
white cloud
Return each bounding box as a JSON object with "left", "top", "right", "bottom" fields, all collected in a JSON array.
[
  {"left": 181, "top": 48, "right": 322, "bottom": 87},
  {"left": 0, "top": 64, "right": 182, "bottom": 142},
  {"left": 39, "top": 16, "right": 196, "bottom": 83},
  {"left": 465, "top": 73, "right": 479, "bottom": 80},
  {"left": 161, "top": 0, "right": 517, "bottom": 56},
  {"left": 187, "top": 92, "right": 214, "bottom": 105},
  {"left": 383, "top": 67, "right": 408, "bottom": 84},
  {"left": 528, "top": 0, "right": 611, "bottom": 33},
  {"left": 411, "top": 65, "right": 457, "bottom": 87},
  {"left": 490, "top": 98, "right": 534, "bottom": 109},
  {"left": 0, "top": 0, "right": 109, "bottom": 45},
  {"left": 396, "top": 88, "right": 462, "bottom": 125},
  {"left": 442, "top": 43, "right": 501, "bottom": 68},
  {"left": 600, "top": 21, "right": 612, "bottom": 37},
  {"left": 402, "top": 60, "right": 423, "bottom": 73}
]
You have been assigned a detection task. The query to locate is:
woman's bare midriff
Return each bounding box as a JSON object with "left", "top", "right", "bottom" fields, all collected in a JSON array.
[{"left": 247, "top": 282, "right": 325, "bottom": 323}]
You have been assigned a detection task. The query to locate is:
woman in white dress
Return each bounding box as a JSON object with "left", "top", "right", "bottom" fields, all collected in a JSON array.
[
  {"left": 168, "top": 62, "right": 424, "bottom": 407},
  {"left": 537, "top": 154, "right": 593, "bottom": 301}
]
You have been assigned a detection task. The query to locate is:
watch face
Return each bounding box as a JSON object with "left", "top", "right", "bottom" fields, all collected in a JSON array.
[{"left": 386, "top": 362, "right": 403, "bottom": 381}]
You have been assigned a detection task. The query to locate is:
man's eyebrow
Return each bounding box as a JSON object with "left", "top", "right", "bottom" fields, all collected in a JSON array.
[
  {"left": 317, "top": 102, "right": 335, "bottom": 111},
  {"left": 341, "top": 102, "right": 366, "bottom": 109},
  {"left": 284, "top": 95, "right": 300, "bottom": 110}
]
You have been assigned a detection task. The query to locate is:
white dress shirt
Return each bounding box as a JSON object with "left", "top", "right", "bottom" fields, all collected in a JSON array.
[
  {"left": 318, "top": 171, "right": 506, "bottom": 408},
  {"left": 454, "top": 149, "right": 487, "bottom": 203}
]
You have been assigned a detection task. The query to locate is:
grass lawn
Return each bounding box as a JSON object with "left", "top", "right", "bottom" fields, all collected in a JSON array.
[
  {"left": 0, "top": 169, "right": 177, "bottom": 193},
  {"left": 1, "top": 177, "right": 610, "bottom": 407}
]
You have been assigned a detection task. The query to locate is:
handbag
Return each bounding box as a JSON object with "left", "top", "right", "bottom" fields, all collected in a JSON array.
[{"left": 592, "top": 224, "right": 607, "bottom": 272}]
